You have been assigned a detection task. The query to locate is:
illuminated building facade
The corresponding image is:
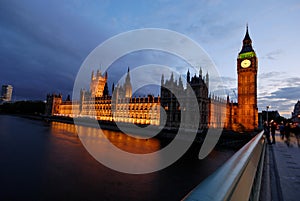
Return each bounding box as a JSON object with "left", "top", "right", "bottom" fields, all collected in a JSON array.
[
  {"left": 46, "top": 68, "right": 225, "bottom": 130},
  {"left": 46, "top": 69, "right": 161, "bottom": 126},
  {"left": 45, "top": 94, "right": 62, "bottom": 115},
  {"left": 221, "top": 25, "right": 259, "bottom": 131},
  {"left": 1, "top": 84, "right": 13, "bottom": 102},
  {"left": 46, "top": 26, "right": 259, "bottom": 131},
  {"left": 234, "top": 25, "right": 258, "bottom": 131}
]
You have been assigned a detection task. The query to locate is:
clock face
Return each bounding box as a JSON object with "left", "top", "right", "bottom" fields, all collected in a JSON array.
[{"left": 241, "top": 59, "right": 251, "bottom": 68}]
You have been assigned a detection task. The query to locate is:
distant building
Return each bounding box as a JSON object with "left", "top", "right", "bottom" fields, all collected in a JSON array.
[
  {"left": 45, "top": 94, "right": 62, "bottom": 116},
  {"left": 258, "top": 110, "right": 280, "bottom": 127},
  {"left": 292, "top": 100, "right": 300, "bottom": 124},
  {"left": 1, "top": 84, "right": 13, "bottom": 102}
]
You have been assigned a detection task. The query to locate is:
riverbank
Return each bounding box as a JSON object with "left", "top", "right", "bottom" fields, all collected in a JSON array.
[{"left": 0, "top": 113, "right": 256, "bottom": 149}]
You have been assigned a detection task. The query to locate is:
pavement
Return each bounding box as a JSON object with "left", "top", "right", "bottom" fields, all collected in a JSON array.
[{"left": 261, "top": 131, "right": 300, "bottom": 201}]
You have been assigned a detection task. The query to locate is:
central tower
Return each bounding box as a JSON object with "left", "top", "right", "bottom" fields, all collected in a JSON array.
[{"left": 237, "top": 26, "right": 258, "bottom": 130}]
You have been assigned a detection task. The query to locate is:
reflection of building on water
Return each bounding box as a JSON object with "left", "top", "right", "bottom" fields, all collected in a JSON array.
[
  {"left": 51, "top": 121, "right": 77, "bottom": 134},
  {"left": 45, "top": 27, "right": 259, "bottom": 131},
  {"left": 50, "top": 121, "right": 161, "bottom": 154}
]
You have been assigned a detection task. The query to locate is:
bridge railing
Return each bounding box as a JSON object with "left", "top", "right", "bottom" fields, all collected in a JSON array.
[{"left": 183, "top": 130, "right": 266, "bottom": 201}]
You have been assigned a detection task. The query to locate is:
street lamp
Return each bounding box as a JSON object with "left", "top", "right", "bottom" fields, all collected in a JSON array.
[{"left": 266, "top": 105, "right": 270, "bottom": 126}]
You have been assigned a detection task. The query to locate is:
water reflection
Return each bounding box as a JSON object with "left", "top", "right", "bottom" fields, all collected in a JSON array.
[
  {"left": 76, "top": 123, "right": 164, "bottom": 173},
  {"left": 84, "top": 128, "right": 160, "bottom": 153},
  {"left": 51, "top": 121, "right": 77, "bottom": 134},
  {"left": 50, "top": 121, "right": 161, "bottom": 154},
  {"left": 0, "top": 115, "right": 235, "bottom": 201}
]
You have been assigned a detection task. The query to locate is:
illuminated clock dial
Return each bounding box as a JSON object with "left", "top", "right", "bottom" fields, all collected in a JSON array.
[{"left": 241, "top": 59, "right": 251, "bottom": 68}]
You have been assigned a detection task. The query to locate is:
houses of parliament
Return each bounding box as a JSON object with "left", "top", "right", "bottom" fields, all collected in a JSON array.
[{"left": 45, "top": 26, "right": 258, "bottom": 132}]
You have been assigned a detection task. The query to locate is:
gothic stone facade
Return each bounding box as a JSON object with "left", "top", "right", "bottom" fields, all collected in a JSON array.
[
  {"left": 161, "top": 70, "right": 208, "bottom": 130},
  {"left": 46, "top": 26, "right": 259, "bottom": 131}
]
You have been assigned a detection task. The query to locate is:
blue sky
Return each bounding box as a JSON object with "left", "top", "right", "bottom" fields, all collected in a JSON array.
[{"left": 0, "top": 0, "right": 299, "bottom": 117}]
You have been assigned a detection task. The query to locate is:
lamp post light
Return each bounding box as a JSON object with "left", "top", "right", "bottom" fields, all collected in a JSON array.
[{"left": 266, "top": 105, "right": 270, "bottom": 126}]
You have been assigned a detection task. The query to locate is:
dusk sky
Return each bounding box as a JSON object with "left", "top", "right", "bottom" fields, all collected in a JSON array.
[{"left": 0, "top": 0, "right": 299, "bottom": 117}]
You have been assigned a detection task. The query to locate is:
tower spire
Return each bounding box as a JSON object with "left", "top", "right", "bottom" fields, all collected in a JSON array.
[
  {"left": 125, "top": 67, "right": 131, "bottom": 84},
  {"left": 187, "top": 69, "right": 190, "bottom": 83},
  {"left": 199, "top": 67, "right": 202, "bottom": 78},
  {"left": 243, "top": 24, "right": 251, "bottom": 44},
  {"left": 239, "top": 24, "right": 254, "bottom": 54},
  {"left": 124, "top": 67, "right": 132, "bottom": 98}
]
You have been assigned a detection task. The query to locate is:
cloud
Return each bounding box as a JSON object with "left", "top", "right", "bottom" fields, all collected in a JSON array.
[
  {"left": 261, "top": 49, "right": 283, "bottom": 60},
  {"left": 257, "top": 72, "right": 300, "bottom": 117},
  {"left": 270, "top": 86, "right": 300, "bottom": 100},
  {"left": 0, "top": 0, "right": 113, "bottom": 100},
  {"left": 258, "top": 71, "right": 285, "bottom": 79},
  {"left": 217, "top": 76, "right": 237, "bottom": 98}
]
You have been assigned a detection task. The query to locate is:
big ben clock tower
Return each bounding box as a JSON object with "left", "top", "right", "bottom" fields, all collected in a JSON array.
[{"left": 237, "top": 25, "right": 258, "bottom": 131}]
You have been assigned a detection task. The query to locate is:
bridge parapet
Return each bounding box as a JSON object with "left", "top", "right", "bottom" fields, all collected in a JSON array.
[{"left": 183, "top": 131, "right": 265, "bottom": 201}]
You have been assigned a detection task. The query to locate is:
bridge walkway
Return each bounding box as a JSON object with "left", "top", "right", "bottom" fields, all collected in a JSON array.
[{"left": 261, "top": 131, "right": 300, "bottom": 201}]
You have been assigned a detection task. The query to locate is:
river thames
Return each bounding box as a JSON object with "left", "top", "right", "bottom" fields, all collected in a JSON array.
[{"left": 0, "top": 115, "right": 235, "bottom": 201}]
